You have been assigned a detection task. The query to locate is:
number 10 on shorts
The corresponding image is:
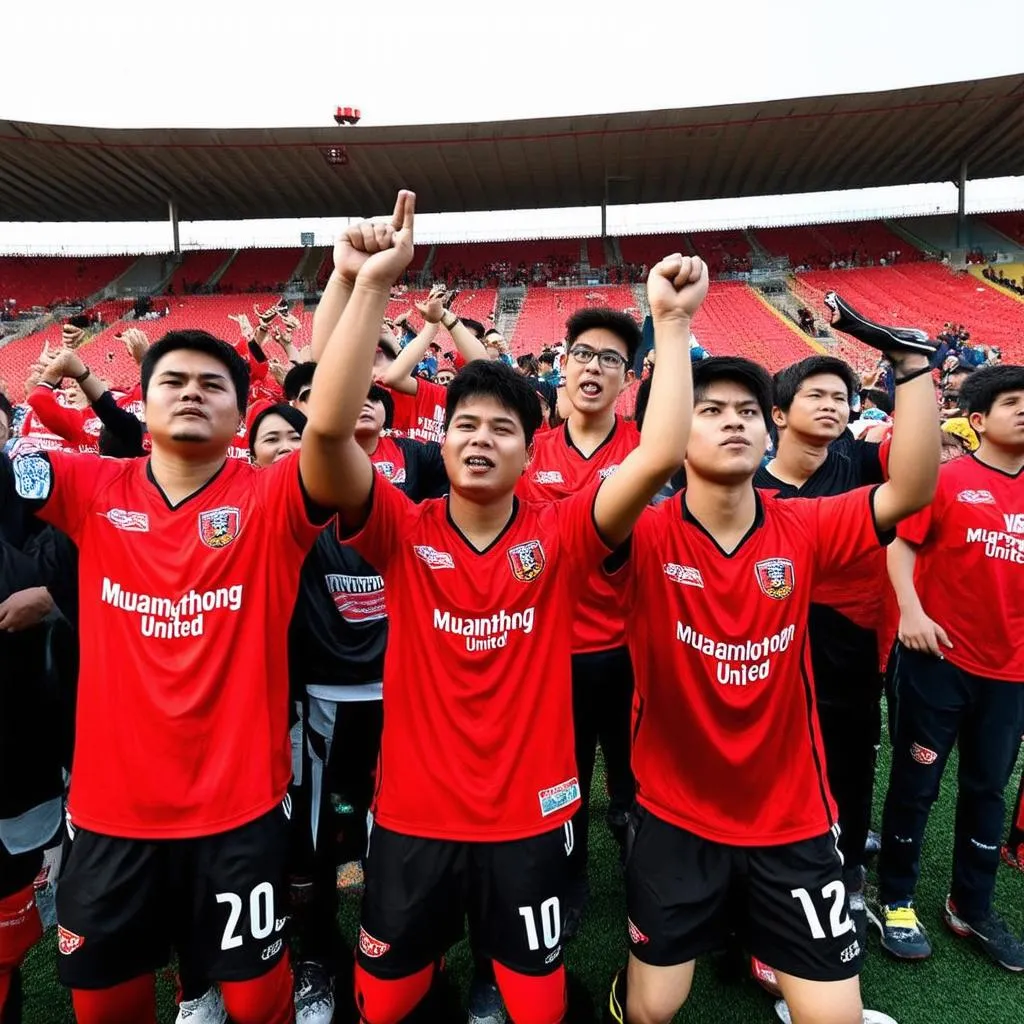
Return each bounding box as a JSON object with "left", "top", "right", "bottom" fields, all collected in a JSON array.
[
  {"left": 790, "top": 882, "right": 855, "bottom": 940},
  {"left": 518, "top": 897, "right": 561, "bottom": 951}
]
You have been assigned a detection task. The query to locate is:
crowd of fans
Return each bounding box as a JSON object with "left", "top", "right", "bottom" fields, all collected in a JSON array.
[
  {"left": 983, "top": 264, "right": 1024, "bottom": 297},
  {"left": 1, "top": 198, "right": 1023, "bottom": 1024}
]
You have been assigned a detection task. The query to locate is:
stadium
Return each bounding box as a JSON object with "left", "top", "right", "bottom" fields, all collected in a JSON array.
[{"left": 2, "top": 12, "right": 1024, "bottom": 1024}]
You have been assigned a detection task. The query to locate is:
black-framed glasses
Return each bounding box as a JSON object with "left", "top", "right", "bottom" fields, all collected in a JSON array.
[
  {"left": 568, "top": 345, "right": 629, "bottom": 371},
  {"left": 297, "top": 388, "right": 312, "bottom": 403}
]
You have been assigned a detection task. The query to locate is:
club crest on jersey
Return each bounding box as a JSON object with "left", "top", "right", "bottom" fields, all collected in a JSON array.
[
  {"left": 956, "top": 489, "right": 995, "bottom": 505},
  {"left": 198, "top": 506, "right": 241, "bottom": 549},
  {"left": 12, "top": 453, "right": 52, "bottom": 501},
  {"left": 508, "top": 540, "right": 546, "bottom": 582},
  {"left": 754, "top": 558, "right": 795, "bottom": 600},
  {"left": 57, "top": 925, "right": 85, "bottom": 955}
]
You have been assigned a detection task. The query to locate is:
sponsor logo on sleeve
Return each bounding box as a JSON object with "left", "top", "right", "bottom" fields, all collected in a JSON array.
[
  {"left": 627, "top": 918, "right": 649, "bottom": 945},
  {"left": 198, "top": 506, "right": 241, "bottom": 549},
  {"left": 754, "top": 558, "right": 795, "bottom": 600},
  {"left": 663, "top": 563, "right": 705, "bottom": 588},
  {"left": 538, "top": 777, "right": 581, "bottom": 817},
  {"left": 12, "top": 453, "right": 52, "bottom": 501},
  {"left": 358, "top": 927, "right": 390, "bottom": 958},
  {"left": 532, "top": 470, "right": 564, "bottom": 485},
  {"left": 956, "top": 489, "right": 996, "bottom": 505},
  {"left": 102, "top": 509, "right": 150, "bottom": 532},
  {"left": 57, "top": 925, "right": 85, "bottom": 955},
  {"left": 414, "top": 545, "right": 455, "bottom": 570},
  {"left": 508, "top": 539, "right": 546, "bottom": 582},
  {"left": 910, "top": 742, "right": 938, "bottom": 765}
]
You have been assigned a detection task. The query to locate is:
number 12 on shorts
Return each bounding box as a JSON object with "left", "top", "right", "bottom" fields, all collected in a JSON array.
[
  {"left": 790, "top": 882, "right": 855, "bottom": 940},
  {"left": 518, "top": 897, "right": 561, "bottom": 952}
]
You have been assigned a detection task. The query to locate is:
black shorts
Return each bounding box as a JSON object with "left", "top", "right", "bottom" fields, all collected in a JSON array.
[
  {"left": 357, "top": 819, "right": 577, "bottom": 978},
  {"left": 625, "top": 807, "right": 862, "bottom": 982},
  {"left": 55, "top": 801, "right": 292, "bottom": 990}
]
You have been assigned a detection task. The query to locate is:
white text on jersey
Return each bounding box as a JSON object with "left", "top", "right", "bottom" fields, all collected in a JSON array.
[
  {"left": 676, "top": 622, "right": 796, "bottom": 686},
  {"left": 101, "top": 577, "right": 243, "bottom": 637},
  {"left": 433, "top": 607, "right": 535, "bottom": 651}
]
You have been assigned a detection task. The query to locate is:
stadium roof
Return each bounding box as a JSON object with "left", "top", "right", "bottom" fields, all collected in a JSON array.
[{"left": 3, "top": 74, "right": 1024, "bottom": 223}]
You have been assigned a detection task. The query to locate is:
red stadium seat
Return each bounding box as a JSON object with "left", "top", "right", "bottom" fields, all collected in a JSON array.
[
  {"left": 216, "top": 249, "right": 304, "bottom": 293},
  {"left": 0, "top": 255, "right": 135, "bottom": 310}
]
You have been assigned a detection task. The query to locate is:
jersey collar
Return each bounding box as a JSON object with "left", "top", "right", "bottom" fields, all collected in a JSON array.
[
  {"left": 970, "top": 452, "right": 1024, "bottom": 479},
  {"left": 145, "top": 457, "right": 229, "bottom": 511},
  {"left": 445, "top": 495, "right": 520, "bottom": 555},
  {"left": 679, "top": 488, "right": 765, "bottom": 558},
  {"left": 564, "top": 416, "right": 618, "bottom": 461}
]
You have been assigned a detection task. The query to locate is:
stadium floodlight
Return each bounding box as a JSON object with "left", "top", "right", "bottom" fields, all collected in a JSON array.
[{"left": 334, "top": 106, "right": 362, "bottom": 126}]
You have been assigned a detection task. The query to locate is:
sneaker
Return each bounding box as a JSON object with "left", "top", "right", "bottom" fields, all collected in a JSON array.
[
  {"left": 750, "top": 956, "right": 782, "bottom": 997},
  {"left": 776, "top": 1001, "right": 896, "bottom": 1024},
  {"left": 467, "top": 979, "right": 507, "bottom": 1024},
  {"left": 943, "top": 896, "right": 1024, "bottom": 972},
  {"left": 294, "top": 961, "right": 335, "bottom": 1024},
  {"left": 176, "top": 988, "right": 227, "bottom": 1024},
  {"left": 869, "top": 901, "right": 932, "bottom": 960},
  {"left": 864, "top": 830, "right": 882, "bottom": 859},
  {"left": 1001, "top": 841, "right": 1024, "bottom": 874}
]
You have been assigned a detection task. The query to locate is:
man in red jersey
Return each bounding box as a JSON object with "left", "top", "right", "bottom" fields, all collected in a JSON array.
[
  {"left": 518, "top": 307, "right": 641, "bottom": 924},
  {"left": 8, "top": 203, "right": 421, "bottom": 1019},
  {"left": 874, "top": 364, "right": 1024, "bottom": 972},
  {"left": 603, "top": 344, "right": 940, "bottom": 1024},
  {"left": 378, "top": 287, "right": 488, "bottom": 442},
  {"left": 304, "top": 191, "right": 706, "bottom": 1024}
]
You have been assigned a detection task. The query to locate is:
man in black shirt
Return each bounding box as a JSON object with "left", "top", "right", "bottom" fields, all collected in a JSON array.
[{"left": 753, "top": 356, "right": 888, "bottom": 958}]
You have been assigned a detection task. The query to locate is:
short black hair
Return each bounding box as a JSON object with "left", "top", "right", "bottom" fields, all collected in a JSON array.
[
  {"left": 445, "top": 360, "right": 542, "bottom": 445},
  {"left": 565, "top": 307, "right": 641, "bottom": 367},
  {"left": 247, "top": 403, "right": 307, "bottom": 459},
  {"left": 283, "top": 361, "right": 316, "bottom": 401},
  {"left": 141, "top": 330, "right": 250, "bottom": 416},
  {"left": 947, "top": 362, "right": 975, "bottom": 379},
  {"left": 538, "top": 349, "right": 556, "bottom": 367},
  {"left": 861, "top": 388, "right": 894, "bottom": 415},
  {"left": 367, "top": 383, "right": 394, "bottom": 431},
  {"left": 773, "top": 355, "right": 860, "bottom": 413},
  {"left": 693, "top": 356, "right": 773, "bottom": 430},
  {"left": 461, "top": 318, "right": 485, "bottom": 339},
  {"left": 959, "top": 364, "right": 1024, "bottom": 415},
  {"left": 0, "top": 390, "right": 12, "bottom": 428}
]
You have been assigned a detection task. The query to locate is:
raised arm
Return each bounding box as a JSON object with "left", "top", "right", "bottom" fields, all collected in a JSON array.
[
  {"left": 593, "top": 255, "right": 708, "bottom": 547},
  {"left": 871, "top": 353, "right": 940, "bottom": 531},
  {"left": 300, "top": 191, "right": 416, "bottom": 519},
  {"left": 381, "top": 288, "right": 445, "bottom": 394}
]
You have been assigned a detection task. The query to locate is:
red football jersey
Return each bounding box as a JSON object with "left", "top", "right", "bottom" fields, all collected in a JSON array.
[
  {"left": 347, "top": 478, "right": 610, "bottom": 840},
  {"left": 518, "top": 417, "right": 639, "bottom": 653},
  {"left": 17, "top": 451, "right": 322, "bottom": 839},
  {"left": 387, "top": 379, "right": 447, "bottom": 443},
  {"left": 898, "top": 454, "right": 1024, "bottom": 681},
  {"left": 620, "top": 486, "right": 890, "bottom": 845},
  {"left": 369, "top": 435, "right": 410, "bottom": 485}
]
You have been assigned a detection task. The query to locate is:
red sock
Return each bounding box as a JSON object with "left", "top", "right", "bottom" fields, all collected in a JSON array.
[
  {"left": 492, "top": 961, "right": 566, "bottom": 1024},
  {"left": 72, "top": 975, "right": 156, "bottom": 1024},
  {"left": 0, "top": 885, "right": 42, "bottom": 1019},
  {"left": 354, "top": 961, "right": 433, "bottom": 1023},
  {"left": 220, "top": 953, "right": 294, "bottom": 1024}
]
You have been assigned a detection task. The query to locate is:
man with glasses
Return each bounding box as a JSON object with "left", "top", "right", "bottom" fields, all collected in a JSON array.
[{"left": 518, "top": 307, "right": 641, "bottom": 932}]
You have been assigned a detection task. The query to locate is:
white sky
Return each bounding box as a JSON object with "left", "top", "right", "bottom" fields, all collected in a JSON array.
[{"left": 5, "top": 0, "right": 1024, "bottom": 252}]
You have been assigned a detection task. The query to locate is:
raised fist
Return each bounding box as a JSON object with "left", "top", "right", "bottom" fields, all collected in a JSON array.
[
  {"left": 647, "top": 254, "right": 709, "bottom": 322},
  {"left": 340, "top": 190, "right": 416, "bottom": 292},
  {"left": 415, "top": 283, "right": 447, "bottom": 324},
  {"left": 121, "top": 328, "right": 149, "bottom": 365},
  {"left": 61, "top": 324, "right": 86, "bottom": 349}
]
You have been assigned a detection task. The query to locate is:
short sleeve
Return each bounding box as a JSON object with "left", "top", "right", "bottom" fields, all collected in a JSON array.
[
  {"left": 555, "top": 481, "right": 615, "bottom": 574},
  {"left": 853, "top": 438, "right": 885, "bottom": 485},
  {"left": 810, "top": 485, "right": 893, "bottom": 577},
  {"left": 896, "top": 499, "right": 935, "bottom": 546},
  {"left": 13, "top": 449, "right": 100, "bottom": 540},
  {"left": 257, "top": 453, "right": 325, "bottom": 555},
  {"left": 341, "top": 473, "right": 419, "bottom": 573},
  {"left": 399, "top": 438, "right": 449, "bottom": 501}
]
